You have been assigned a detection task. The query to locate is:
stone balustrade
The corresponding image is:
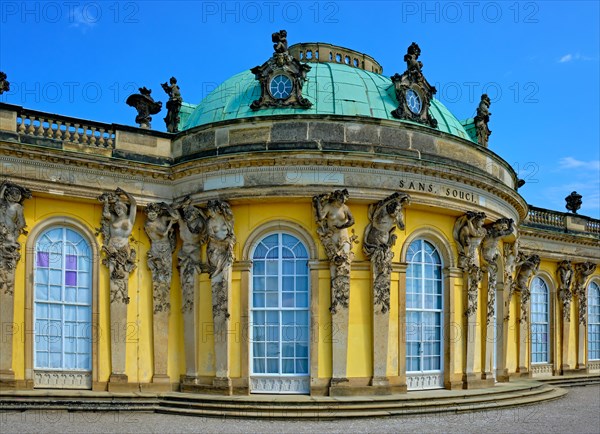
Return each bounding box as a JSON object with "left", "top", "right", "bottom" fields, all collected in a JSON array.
[
  {"left": 525, "top": 206, "right": 600, "bottom": 237},
  {"left": 16, "top": 108, "right": 115, "bottom": 149},
  {"left": 526, "top": 207, "right": 566, "bottom": 229}
]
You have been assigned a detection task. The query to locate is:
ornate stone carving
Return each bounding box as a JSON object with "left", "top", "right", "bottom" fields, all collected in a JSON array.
[
  {"left": 97, "top": 188, "right": 137, "bottom": 304},
  {"left": 0, "top": 71, "right": 9, "bottom": 95},
  {"left": 0, "top": 181, "right": 31, "bottom": 296},
  {"left": 511, "top": 253, "right": 540, "bottom": 322},
  {"left": 250, "top": 30, "right": 312, "bottom": 110},
  {"left": 453, "top": 211, "right": 487, "bottom": 317},
  {"left": 557, "top": 260, "right": 574, "bottom": 321},
  {"left": 125, "top": 87, "right": 163, "bottom": 129},
  {"left": 313, "top": 189, "right": 358, "bottom": 314},
  {"left": 173, "top": 196, "right": 207, "bottom": 313},
  {"left": 573, "top": 262, "right": 597, "bottom": 325},
  {"left": 145, "top": 202, "right": 179, "bottom": 314},
  {"left": 204, "top": 200, "right": 236, "bottom": 320},
  {"left": 474, "top": 94, "right": 492, "bottom": 147},
  {"left": 481, "top": 218, "right": 514, "bottom": 324},
  {"left": 565, "top": 191, "right": 582, "bottom": 214},
  {"left": 503, "top": 239, "right": 520, "bottom": 320},
  {"left": 391, "top": 42, "right": 438, "bottom": 128},
  {"left": 161, "top": 77, "right": 182, "bottom": 133},
  {"left": 363, "top": 192, "right": 411, "bottom": 314}
]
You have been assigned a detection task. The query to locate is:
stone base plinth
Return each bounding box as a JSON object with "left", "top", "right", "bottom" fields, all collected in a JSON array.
[
  {"left": 462, "top": 373, "right": 494, "bottom": 389},
  {"left": 108, "top": 373, "right": 130, "bottom": 392}
]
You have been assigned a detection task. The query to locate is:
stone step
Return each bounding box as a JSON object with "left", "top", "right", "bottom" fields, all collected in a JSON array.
[
  {"left": 0, "top": 381, "right": 568, "bottom": 418},
  {"left": 155, "top": 387, "right": 567, "bottom": 419},
  {"left": 160, "top": 387, "right": 550, "bottom": 412}
]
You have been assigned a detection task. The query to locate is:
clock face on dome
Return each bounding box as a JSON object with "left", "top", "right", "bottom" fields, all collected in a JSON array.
[
  {"left": 269, "top": 74, "right": 293, "bottom": 100},
  {"left": 405, "top": 88, "right": 422, "bottom": 114}
]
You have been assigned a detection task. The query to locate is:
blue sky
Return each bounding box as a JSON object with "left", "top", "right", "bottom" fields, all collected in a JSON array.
[{"left": 1, "top": 1, "right": 598, "bottom": 217}]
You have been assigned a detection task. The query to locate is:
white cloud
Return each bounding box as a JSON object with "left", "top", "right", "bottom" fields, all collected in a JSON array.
[
  {"left": 558, "top": 157, "right": 600, "bottom": 171},
  {"left": 559, "top": 54, "right": 573, "bottom": 63},
  {"left": 558, "top": 53, "right": 595, "bottom": 63},
  {"left": 69, "top": 7, "right": 97, "bottom": 32}
]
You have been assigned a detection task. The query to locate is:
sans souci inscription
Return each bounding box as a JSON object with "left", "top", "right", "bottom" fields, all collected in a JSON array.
[{"left": 399, "top": 179, "right": 478, "bottom": 204}]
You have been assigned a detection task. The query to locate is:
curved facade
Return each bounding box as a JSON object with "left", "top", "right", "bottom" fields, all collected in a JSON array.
[{"left": 0, "top": 38, "right": 598, "bottom": 397}]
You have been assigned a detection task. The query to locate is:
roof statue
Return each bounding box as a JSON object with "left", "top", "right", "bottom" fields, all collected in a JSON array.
[
  {"left": 126, "top": 87, "right": 163, "bottom": 129},
  {"left": 474, "top": 94, "right": 492, "bottom": 147},
  {"left": 250, "top": 30, "right": 312, "bottom": 110},
  {"left": 390, "top": 42, "right": 438, "bottom": 128},
  {"left": 0, "top": 71, "right": 9, "bottom": 95},
  {"left": 565, "top": 191, "right": 582, "bottom": 214},
  {"left": 162, "top": 77, "right": 183, "bottom": 133}
]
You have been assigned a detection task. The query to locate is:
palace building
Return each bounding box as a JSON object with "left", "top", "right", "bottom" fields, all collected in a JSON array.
[{"left": 0, "top": 33, "right": 598, "bottom": 403}]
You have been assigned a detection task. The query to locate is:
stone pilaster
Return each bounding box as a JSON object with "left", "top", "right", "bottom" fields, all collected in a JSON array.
[
  {"left": 517, "top": 291, "right": 529, "bottom": 376},
  {"left": 0, "top": 290, "right": 15, "bottom": 387},
  {"left": 397, "top": 263, "right": 408, "bottom": 391},
  {"left": 108, "top": 300, "right": 129, "bottom": 390}
]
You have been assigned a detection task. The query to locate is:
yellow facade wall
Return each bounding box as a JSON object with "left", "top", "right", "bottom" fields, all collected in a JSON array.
[{"left": 8, "top": 194, "right": 596, "bottom": 389}]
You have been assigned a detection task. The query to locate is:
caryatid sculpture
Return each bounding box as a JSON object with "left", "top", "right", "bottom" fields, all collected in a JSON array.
[
  {"left": 363, "top": 192, "right": 411, "bottom": 314},
  {"left": 573, "top": 262, "right": 597, "bottom": 326},
  {"left": 453, "top": 211, "right": 487, "bottom": 317},
  {"left": 512, "top": 253, "right": 541, "bottom": 322},
  {"left": 173, "top": 196, "right": 207, "bottom": 313},
  {"left": 481, "top": 218, "right": 514, "bottom": 323},
  {"left": 313, "top": 189, "right": 358, "bottom": 314},
  {"left": 0, "top": 181, "right": 31, "bottom": 296},
  {"left": 204, "top": 200, "right": 236, "bottom": 320},
  {"left": 557, "top": 260, "right": 574, "bottom": 321},
  {"left": 503, "top": 239, "right": 519, "bottom": 320},
  {"left": 97, "top": 188, "right": 137, "bottom": 303},
  {"left": 144, "top": 202, "right": 179, "bottom": 313}
]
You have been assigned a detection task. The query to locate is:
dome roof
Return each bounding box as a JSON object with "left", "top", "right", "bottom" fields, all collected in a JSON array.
[{"left": 182, "top": 62, "right": 472, "bottom": 141}]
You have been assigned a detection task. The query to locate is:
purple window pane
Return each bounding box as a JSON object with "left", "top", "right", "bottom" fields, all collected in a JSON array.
[
  {"left": 66, "top": 255, "right": 77, "bottom": 270},
  {"left": 65, "top": 271, "right": 77, "bottom": 286},
  {"left": 37, "top": 252, "right": 49, "bottom": 267}
]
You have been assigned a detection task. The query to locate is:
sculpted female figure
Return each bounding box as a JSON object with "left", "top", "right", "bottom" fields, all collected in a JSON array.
[
  {"left": 203, "top": 200, "right": 235, "bottom": 319},
  {"left": 0, "top": 181, "right": 31, "bottom": 295},
  {"left": 145, "top": 202, "right": 179, "bottom": 313},
  {"left": 313, "top": 189, "right": 357, "bottom": 313},
  {"left": 363, "top": 192, "right": 410, "bottom": 314},
  {"left": 173, "top": 196, "right": 207, "bottom": 313},
  {"left": 98, "top": 188, "right": 137, "bottom": 303}
]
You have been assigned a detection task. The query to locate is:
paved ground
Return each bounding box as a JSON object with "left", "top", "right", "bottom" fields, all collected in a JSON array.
[{"left": 1, "top": 385, "right": 599, "bottom": 434}]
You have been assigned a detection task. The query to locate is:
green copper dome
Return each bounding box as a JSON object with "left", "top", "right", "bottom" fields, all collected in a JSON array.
[{"left": 182, "top": 62, "right": 473, "bottom": 142}]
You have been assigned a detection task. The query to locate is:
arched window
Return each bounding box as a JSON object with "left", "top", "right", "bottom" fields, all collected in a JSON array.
[
  {"left": 530, "top": 277, "right": 550, "bottom": 364},
  {"left": 250, "top": 233, "right": 310, "bottom": 394},
  {"left": 588, "top": 281, "right": 600, "bottom": 361},
  {"left": 33, "top": 227, "right": 93, "bottom": 388},
  {"left": 405, "top": 239, "right": 444, "bottom": 390}
]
